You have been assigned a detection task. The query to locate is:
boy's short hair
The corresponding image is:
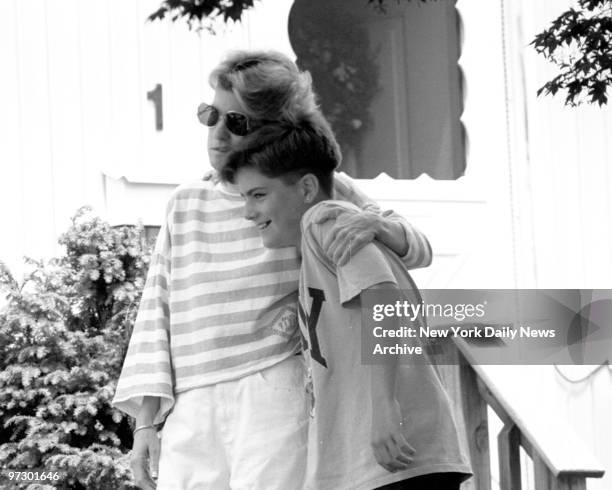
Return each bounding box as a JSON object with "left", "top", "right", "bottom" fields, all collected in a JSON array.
[{"left": 222, "top": 114, "right": 340, "bottom": 196}]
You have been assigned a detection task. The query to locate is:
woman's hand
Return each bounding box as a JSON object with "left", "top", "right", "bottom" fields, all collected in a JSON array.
[
  {"left": 371, "top": 398, "right": 416, "bottom": 473},
  {"left": 130, "top": 427, "right": 160, "bottom": 490},
  {"left": 315, "top": 208, "right": 380, "bottom": 266}
]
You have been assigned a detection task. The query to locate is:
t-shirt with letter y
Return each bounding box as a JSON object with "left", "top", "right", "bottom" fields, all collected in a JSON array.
[{"left": 298, "top": 200, "right": 471, "bottom": 490}]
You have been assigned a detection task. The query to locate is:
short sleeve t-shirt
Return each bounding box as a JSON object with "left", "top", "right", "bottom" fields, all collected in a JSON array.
[{"left": 298, "top": 201, "right": 471, "bottom": 490}]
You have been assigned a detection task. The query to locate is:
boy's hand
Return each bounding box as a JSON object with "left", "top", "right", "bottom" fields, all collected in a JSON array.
[
  {"left": 131, "top": 428, "right": 160, "bottom": 490},
  {"left": 371, "top": 398, "right": 416, "bottom": 473}
]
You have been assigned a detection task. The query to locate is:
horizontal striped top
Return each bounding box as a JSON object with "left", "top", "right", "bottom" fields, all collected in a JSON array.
[{"left": 112, "top": 172, "right": 432, "bottom": 423}]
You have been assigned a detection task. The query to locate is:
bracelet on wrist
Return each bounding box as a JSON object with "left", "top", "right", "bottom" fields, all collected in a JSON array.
[{"left": 133, "top": 424, "right": 156, "bottom": 435}]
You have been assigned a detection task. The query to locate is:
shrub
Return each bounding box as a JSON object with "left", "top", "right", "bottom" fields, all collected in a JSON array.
[{"left": 0, "top": 207, "right": 152, "bottom": 489}]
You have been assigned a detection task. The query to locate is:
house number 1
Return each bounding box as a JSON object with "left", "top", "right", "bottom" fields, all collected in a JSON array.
[{"left": 147, "top": 84, "right": 163, "bottom": 131}]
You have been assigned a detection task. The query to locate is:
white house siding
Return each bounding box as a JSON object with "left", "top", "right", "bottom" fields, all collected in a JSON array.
[
  {"left": 0, "top": 0, "right": 294, "bottom": 279},
  {"left": 502, "top": 0, "right": 612, "bottom": 291},
  {"left": 1, "top": 1, "right": 610, "bottom": 488},
  {"left": 482, "top": 2, "right": 612, "bottom": 489}
]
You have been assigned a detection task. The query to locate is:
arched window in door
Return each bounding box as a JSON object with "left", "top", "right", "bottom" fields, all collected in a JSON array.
[{"left": 289, "top": 0, "right": 465, "bottom": 180}]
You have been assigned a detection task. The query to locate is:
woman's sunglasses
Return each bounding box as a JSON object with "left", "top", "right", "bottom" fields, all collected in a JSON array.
[{"left": 197, "top": 103, "right": 253, "bottom": 136}]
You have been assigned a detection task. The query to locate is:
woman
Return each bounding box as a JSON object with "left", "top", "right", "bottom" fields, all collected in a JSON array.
[{"left": 113, "top": 50, "right": 432, "bottom": 490}]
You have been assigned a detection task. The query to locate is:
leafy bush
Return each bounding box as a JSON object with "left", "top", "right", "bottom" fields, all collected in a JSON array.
[{"left": 0, "top": 207, "right": 152, "bottom": 489}]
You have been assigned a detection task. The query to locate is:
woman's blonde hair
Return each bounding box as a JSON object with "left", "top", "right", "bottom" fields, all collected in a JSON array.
[{"left": 209, "top": 50, "right": 319, "bottom": 124}]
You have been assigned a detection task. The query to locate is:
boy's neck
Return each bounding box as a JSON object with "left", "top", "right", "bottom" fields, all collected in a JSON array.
[{"left": 295, "top": 192, "right": 329, "bottom": 255}]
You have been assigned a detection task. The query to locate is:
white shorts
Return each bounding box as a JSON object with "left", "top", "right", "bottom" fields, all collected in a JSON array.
[{"left": 156, "top": 356, "right": 308, "bottom": 490}]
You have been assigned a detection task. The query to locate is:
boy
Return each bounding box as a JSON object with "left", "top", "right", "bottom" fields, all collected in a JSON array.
[{"left": 223, "top": 120, "right": 472, "bottom": 490}]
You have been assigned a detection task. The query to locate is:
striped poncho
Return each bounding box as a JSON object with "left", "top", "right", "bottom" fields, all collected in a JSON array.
[{"left": 112, "top": 173, "right": 432, "bottom": 423}]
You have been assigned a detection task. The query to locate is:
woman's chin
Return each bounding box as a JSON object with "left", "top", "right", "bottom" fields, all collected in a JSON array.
[{"left": 208, "top": 151, "right": 230, "bottom": 171}]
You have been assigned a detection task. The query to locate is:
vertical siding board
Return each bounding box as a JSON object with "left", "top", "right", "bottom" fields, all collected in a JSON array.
[
  {"left": 45, "top": 0, "right": 88, "bottom": 233},
  {"left": 542, "top": 5, "right": 585, "bottom": 288},
  {"left": 14, "top": 0, "right": 57, "bottom": 261},
  {"left": 575, "top": 106, "right": 612, "bottom": 287},
  {"left": 605, "top": 108, "right": 612, "bottom": 270},
  {"left": 521, "top": 0, "right": 570, "bottom": 288},
  {"left": 106, "top": 0, "right": 143, "bottom": 178},
  {"left": 0, "top": 0, "right": 26, "bottom": 277},
  {"left": 551, "top": 109, "right": 585, "bottom": 287},
  {"left": 76, "top": 0, "right": 112, "bottom": 215},
  {"left": 520, "top": 5, "right": 556, "bottom": 290}
]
